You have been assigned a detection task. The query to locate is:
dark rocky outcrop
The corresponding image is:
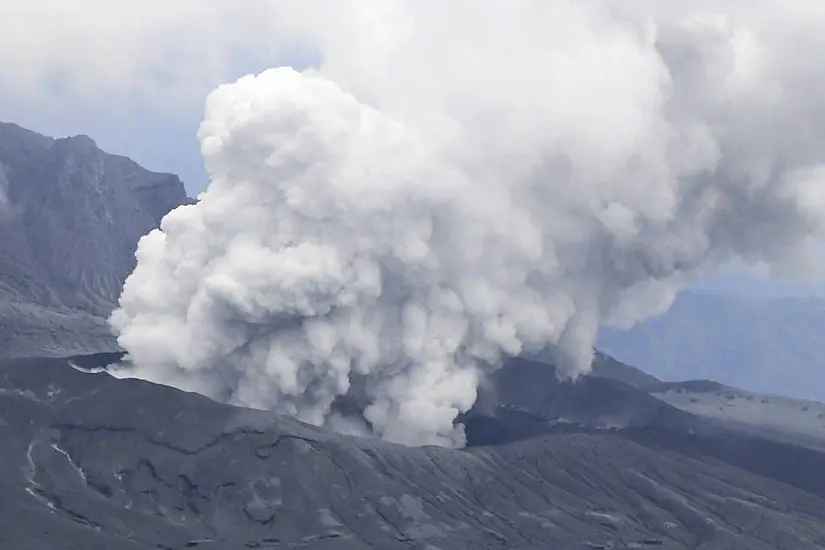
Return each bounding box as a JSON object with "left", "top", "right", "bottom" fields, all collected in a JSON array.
[{"left": 0, "top": 122, "right": 192, "bottom": 358}]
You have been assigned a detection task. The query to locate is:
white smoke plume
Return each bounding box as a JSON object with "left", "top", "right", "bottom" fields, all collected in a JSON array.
[{"left": 111, "top": 1, "right": 825, "bottom": 447}]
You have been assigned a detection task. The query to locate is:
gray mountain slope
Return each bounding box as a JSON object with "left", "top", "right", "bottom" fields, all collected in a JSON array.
[
  {"left": 4, "top": 354, "right": 825, "bottom": 549},
  {"left": 649, "top": 380, "right": 825, "bottom": 452},
  {"left": 462, "top": 355, "right": 690, "bottom": 448},
  {"left": 0, "top": 122, "right": 192, "bottom": 358}
]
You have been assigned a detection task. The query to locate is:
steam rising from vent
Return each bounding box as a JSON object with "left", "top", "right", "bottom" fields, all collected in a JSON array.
[{"left": 110, "top": 1, "right": 825, "bottom": 447}]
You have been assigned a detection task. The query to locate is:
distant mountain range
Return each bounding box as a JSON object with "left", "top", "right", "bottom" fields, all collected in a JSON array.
[
  {"left": 599, "top": 290, "right": 825, "bottom": 402},
  {"left": 0, "top": 122, "right": 192, "bottom": 358}
]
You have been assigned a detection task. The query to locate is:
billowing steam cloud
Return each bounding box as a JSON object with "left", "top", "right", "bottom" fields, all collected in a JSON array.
[{"left": 111, "top": 1, "right": 825, "bottom": 447}]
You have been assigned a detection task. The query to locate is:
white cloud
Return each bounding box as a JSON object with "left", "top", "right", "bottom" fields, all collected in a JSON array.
[
  {"left": 3, "top": 2, "right": 265, "bottom": 103},
  {"left": 0, "top": 0, "right": 325, "bottom": 185},
  {"left": 14, "top": 0, "right": 822, "bottom": 446}
]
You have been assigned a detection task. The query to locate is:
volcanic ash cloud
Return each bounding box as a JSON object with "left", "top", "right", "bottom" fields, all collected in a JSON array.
[{"left": 111, "top": 2, "right": 825, "bottom": 447}]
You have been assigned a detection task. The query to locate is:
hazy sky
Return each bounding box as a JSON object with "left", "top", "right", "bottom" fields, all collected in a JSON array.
[
  {"left": 0, "top": 1, "right": 322, "bottom": 192},
  {"left": 1, "top": 1, "right": 823, "bottom": 298}
]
